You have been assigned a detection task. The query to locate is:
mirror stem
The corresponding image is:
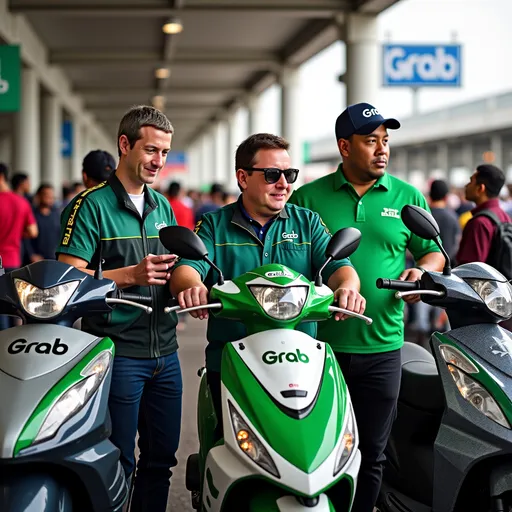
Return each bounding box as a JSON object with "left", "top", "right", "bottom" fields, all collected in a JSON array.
[
  {"left": 436, "top": 237, "right": 452, "bottom": 275},
  {"left": 315, "top": 256, "right": 333, "bottom": 287},
  {"left": 205, "top": 256, "right": 224, "bottom": 285}
]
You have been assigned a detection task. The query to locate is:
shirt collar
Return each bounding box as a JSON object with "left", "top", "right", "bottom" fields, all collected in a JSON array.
[
  {"left": 472, "top": 198, "right": 501, "bottom": 215},
  {"left": 108, "top": 171, "right": 157, "bottom": 211},
  {"left": 232, "top": 195, "right": 289, "bottom": 228},
  {"left": 333, "top": 163, "right": 390, "bottom": 191}
]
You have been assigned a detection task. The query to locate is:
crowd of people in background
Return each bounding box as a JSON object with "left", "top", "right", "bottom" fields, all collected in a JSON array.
[{"left": 1, "top": 152, "right": 511, "bottom": 345}]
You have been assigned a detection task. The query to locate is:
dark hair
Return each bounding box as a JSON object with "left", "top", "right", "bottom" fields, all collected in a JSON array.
[
  {"left": 429, "top": 179, "right": 449, "bottom": 201},
  {"left": 36, "top": 183, "right": 53, "bottom": 195},
  {"left": 0, "top": 163, "right": 8, "bottom": 180},
  {"left": 235, "top": 133, "right": 289, "bottom": 171},
  {"left": 210, "top": 183, "right": 225, "bottom": 196},
  {"left": 11, "top": 172, "right": 28, "bottom": 191},
  {"left": 475, "top": 164, "right": 506, "bottom": 198},
  {"left": 117, "top": 105, "right": 174, "bottom": 157},
  {"left": 167, "top": 181, "right": 181, "bottom": 198}
]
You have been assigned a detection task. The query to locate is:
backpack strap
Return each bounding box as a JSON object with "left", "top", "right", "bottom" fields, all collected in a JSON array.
[{"left": 472, "top": 209, "right": 503, "bottom": 226}]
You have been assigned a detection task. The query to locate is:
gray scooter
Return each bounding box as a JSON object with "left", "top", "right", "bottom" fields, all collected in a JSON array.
[
  {"left": 376, "top": 205, "right": 512, "bottom": 512},
  {"left": 0, "top": 258, "right": 152, "bottom": 512}
]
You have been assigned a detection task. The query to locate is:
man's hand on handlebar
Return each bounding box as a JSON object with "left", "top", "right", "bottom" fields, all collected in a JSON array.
[
  {"left": 333, "top": 288, "right": 366, "bottom": 321},
  {"left": 177, "top": 284, "right": 210, "bottom": 319},
  {"left": 397, "top": 268, "right": 424, "bottom": 304}
]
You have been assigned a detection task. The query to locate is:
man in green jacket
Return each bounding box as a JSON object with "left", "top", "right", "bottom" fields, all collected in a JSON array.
[
  {"left": 289, "top": 103, "right": 444, "bottom": 512},
  {"left": 171, "top": 132, "right": 366, "bottom": 434},
  {"left": 56, "top": 105, "right": 181, "bottom": 512}
]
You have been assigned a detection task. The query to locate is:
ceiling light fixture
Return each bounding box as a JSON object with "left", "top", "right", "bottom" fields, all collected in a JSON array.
[
  {"left": 152, "top": 95, "right": 165, "bottom": 109},
  {"left": 163, "top": 17, "right": 183, "bottom": 35},
  {"left": 155, "top": 67, "right": 171, "bottom": 79}
]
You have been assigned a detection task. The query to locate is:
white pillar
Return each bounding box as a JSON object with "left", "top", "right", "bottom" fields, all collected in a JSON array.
[
  {"left": 438, "top": 143, "right": 450, "bottom": 176},
  {"left": 344, "top": 13, "right": 379, "bottom": 106},
  {"left": 0, "top": 132, "right": 11, "bottom": 164},
  {"left": 246, "top": 93, "right": 260, "bottom": 135},
  {"left": 14, "top": 68, "right": 40, "bottom": 187},
  {"left": 200, "top": 134, "right": 211, "bottom": 190},
  {"left": 41, "top": 94, "right": 63, "bottom": 196},
  {"left": 71, "top": 116, "right": 84, "bottom": 182},
  {"left": 491, "top": 134, "right": 503, "bottom": 169},
  {"left": 279, "top": 66, "right": 303, "bottom": 186},
  {"left": 187, "top": 142, "right": 200, "bottom": 189},
  {"left": 214, "top": 122, "right": 228, "bottom": 185}
]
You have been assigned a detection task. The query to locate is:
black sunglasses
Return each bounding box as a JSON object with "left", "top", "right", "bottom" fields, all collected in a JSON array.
[{"left": 242, "top": 167, "right": 299, "bottom": 184}]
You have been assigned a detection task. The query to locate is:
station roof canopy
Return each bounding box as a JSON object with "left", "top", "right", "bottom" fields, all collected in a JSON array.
[{"left": 10, "top": 0, "right": 400, "bottom": 149}]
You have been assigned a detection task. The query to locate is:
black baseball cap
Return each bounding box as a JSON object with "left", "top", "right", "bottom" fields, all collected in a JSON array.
[
  {"left": 82, "top": 150, "right": 116, "bottom": 183},
  {"left": 335, "top": 102, "right": 400, "bottom": 141}
]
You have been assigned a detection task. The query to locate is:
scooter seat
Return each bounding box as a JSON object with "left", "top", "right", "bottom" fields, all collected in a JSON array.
[{"left": 400, "top": 342, "right": 444, "bottom": 411}]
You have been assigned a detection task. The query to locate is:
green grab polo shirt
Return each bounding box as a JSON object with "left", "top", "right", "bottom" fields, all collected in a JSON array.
[
  {"left": 288, "top": 164, "right": 439, "bottom": 354},
  {"left": 56, "top": 173, "right": 178, "bottom": 359},
  {"left": 174, "top": 199, "right": 353, "bottom": 372}
]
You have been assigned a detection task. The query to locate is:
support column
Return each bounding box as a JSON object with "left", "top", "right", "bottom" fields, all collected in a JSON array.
[
  {"left": 0, "top": 132, "right": 11, "bottom": 165},
  {"left": 344, "top": 13, "right": 379, "bottom": 106},
  {"left": 226, "top": 108, "right": 239, "bottom": 192},
  {"left": 71, "top": 116, "right": 84, "bottom": 182},
  {"left": 14, "top": 68, "right": 40, "bottom": 187},
  {"left": 279, "top": 66, "right": 303, "bottom": 186},
  {"left": 41, "top": 94, "right": 63, "bottom": 195},
  {"left": 491, "top": 134, "right": 504, "bottom": 169},
  {"left": 246, "top": 93, "right": 260, "bottom": 135},
  {"left": 437, "top": 143, "right": 450, "bottom": 177},
  {"left": 214, "top": 122, "right": 227, "bottom": 185}
]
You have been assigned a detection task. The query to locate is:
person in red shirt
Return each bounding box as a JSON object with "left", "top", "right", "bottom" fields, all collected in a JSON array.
[
  {"left": 0, "top": 163, "right": 38, "bottom": 330},
  {"left": 456, "top": 164, "right": 511, "bottom": 265},
  {"left": 166, "top": 181, "right": 194, "bottom": 230}
]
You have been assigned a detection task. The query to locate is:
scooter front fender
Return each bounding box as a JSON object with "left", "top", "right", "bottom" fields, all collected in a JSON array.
[{"left": 0, "top": 473, "right": 73, "bottom": 512}]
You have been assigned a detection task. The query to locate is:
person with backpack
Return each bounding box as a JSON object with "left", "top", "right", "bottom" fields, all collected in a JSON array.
[{"left": 456, "top": 164, "right": 511, "bottom": 278}]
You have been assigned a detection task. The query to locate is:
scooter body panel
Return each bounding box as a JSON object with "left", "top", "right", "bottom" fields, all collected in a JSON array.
[
  {"left": 198, "top": 329, "right": 360, "bottom": 510},
  {"left": 0, "top": 324, "right": 101, "bottom": 458}
]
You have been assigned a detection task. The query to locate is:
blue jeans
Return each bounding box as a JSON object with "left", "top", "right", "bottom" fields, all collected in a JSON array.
[{"left": 108, "top": 352, "right": 183, "bottom": 512}]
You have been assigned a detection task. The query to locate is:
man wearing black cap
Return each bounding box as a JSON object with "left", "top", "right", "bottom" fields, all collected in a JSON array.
[
  {"left": 289, "top": 103, "right": 444, "bottom": 512},
  {"left": 82, "top": 149, "right": 117, "bottom": 188}
]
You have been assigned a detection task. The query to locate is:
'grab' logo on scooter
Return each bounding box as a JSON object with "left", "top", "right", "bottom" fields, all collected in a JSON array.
[
  {"left": 7, "top": 338, "right": 69, "bottom": 355},
  {"left": 262, "top": 349, "right": 309, "bottom": 365}
]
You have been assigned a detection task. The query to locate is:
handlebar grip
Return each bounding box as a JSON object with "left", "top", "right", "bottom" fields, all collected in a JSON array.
[
  {"left": 376, "top": 278, "right": 421, "bottom": 291},
  {"left": 117, "top": 292, "right": 152, "bottom": 305}
]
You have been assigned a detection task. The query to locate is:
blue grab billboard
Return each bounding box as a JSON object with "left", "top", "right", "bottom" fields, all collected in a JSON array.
[{"left": 382, "top": 44, "right": 462, "bottom": 87}]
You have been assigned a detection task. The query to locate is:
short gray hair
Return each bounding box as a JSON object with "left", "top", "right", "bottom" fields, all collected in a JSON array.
[{"left": 117, "top": 105, "right": 174, "bottom": 157}]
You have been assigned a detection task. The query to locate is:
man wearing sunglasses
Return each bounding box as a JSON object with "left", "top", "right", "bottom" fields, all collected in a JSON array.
[
  {"left": 171, "top": 132, "right": 365, "bottom": 437},
  {"left": 289, "top": 103, "right": 444, "bottom": 512}
]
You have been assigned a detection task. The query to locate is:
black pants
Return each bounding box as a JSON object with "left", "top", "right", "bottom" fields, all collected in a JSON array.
[
  {"left": 332, "top": 350, "right": 402, "bottom": 512},
  {"left": 207, "top": 370, "right": 223, "bottom": 441}
]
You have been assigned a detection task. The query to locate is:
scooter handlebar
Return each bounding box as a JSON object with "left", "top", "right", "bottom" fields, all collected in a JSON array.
[
  {"left": 376, "top": 278, "right": 421, "bottom": 291},
  {"left": 116, "top": 291, "right": 152, "bottom": 305}
]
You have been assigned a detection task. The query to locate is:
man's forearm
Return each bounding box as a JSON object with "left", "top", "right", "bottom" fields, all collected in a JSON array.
[
  {"left": 327, "top": 266, "right": 360, "bottom": 292},
  {"left": 416, "top": 252, "right": 445, "bottom": 272},
  {"left": 170, "top": 266, "right": 204, "bottom": 297}
]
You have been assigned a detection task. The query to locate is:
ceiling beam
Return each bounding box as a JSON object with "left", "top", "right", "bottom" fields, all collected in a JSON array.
[
  {"left": 76, "top": 85, "right": 246, "bottom": 95},
  {"left": 9, "top": 1, "right": 349, "bottom": 17},
  {"left": 50, "top": 49, "right": 279, "bottom": 67}
]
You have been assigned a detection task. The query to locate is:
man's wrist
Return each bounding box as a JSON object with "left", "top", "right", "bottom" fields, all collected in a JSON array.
[{"left": 414, "top": 266, "right": 426, "bottom": 274}]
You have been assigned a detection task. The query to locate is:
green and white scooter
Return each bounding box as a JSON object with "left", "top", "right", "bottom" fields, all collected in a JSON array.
[{"left": 159, "top": 226, "right": 373, "bottom": 511}]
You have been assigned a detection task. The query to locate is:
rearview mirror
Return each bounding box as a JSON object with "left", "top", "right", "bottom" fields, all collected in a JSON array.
[
  {"left": 326, "top": 227, "right": 361, "bottom": 261},
  {"left": 159, "top": 226, "right": 208, "bottom": 260},
  {"left": 401, "top": 205, "right": 451, "bottom": 275},
  {"left": 315, "top": 227, "right": 362, "bottom": 286},
  {"left": 158, "top": 226, "right": 225, "bottom": 284},
  {"left": 401, "top": 205, "right": 440, "bottom": 240}
]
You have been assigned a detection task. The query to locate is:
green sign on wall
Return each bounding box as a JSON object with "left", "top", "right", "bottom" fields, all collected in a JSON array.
[{"left": 0, "top": 45, "right": 21, "bottom": 112}]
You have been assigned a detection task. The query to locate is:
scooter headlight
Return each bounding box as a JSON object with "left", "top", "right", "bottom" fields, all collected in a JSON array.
[
  {"left": 249, "top": 285, "right": 308, "bottom": 320},
  {"left": 228, "top": 401, "right": 280, "bottom": 478},
  {"left": 34, "top": 350, "right": 112, "bottom": 444},
  {"left": 14, "top": 279, "right": 80, "bottom": 319},
  {"left": 447, "top": 364, "right": 510, "bottom": 429},
  {"left": 334, "top": 402, "right": 357, "bottom": 475},
  {"left": 465, "top": 279, "right": 512, "bottom": 319}
]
